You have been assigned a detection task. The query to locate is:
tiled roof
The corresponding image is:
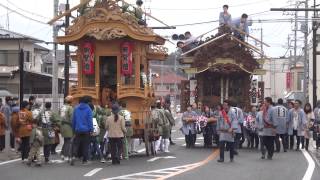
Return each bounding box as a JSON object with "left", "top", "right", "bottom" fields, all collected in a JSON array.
[{"left": 0, "top": 28, "right": 43, "bottom": 42}]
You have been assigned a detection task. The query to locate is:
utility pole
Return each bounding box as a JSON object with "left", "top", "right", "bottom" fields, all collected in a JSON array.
[
  {"left": 52, "top": 0, "right": 59, "bottom": 113},
  {"left": 64, "top": 0, "right": 70, "bottom": 98},
  {"left": 271, "top": 1, "right": 320, "bottom": 107},
  {"left": 312, "top": 0, "right": 318, "bottom": 107},
  {"left": 19, "top": 49, "right": 24, "bottom": 108},
  {"left": 294, "top": 2, "right": 298, "bottom": 65},
  {"left": 304, "top": 0, "right": 309, "bottom": 103}
]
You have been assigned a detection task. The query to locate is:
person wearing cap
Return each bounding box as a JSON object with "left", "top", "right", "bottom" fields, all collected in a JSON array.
[
  {"left": 105, "top": 103, "right": 126, "bottom": 165},
  {"left": 59, "top": 96, "right": 74, "bottom": 161},
  {"left": 70, "top": 96, "right": 93, "bottom": 165}
]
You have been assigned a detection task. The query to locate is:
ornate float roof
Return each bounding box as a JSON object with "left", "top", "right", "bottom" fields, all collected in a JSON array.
[
  {"left": 56, "top": 0, "right": 165, "bottom": 45},
  {"left": 180, "top": 31, "right": 265, "bottom": 75}
]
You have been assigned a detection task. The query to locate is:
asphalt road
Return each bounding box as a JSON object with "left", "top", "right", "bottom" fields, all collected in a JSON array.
[{"left": 0, "top": 117, "right": 319, "bottom": 180}]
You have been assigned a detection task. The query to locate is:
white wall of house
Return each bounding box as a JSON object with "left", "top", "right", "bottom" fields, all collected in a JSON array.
[
  {"left": 261, "top": 58, "right": 290, "bottom": 101},
  {"left": 308, "top": 44, "right": 320, "bottom": 105}
]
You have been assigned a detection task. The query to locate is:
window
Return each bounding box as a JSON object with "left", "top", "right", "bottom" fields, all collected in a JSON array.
[
  {"left": 24, "top": 51, "right": 30, "bottom": 62},
  {"left": 45, "top": 66, "right": 52, "bottom": 74},
  {"left": 0, "top": 50, "right": 8, "bottom": 65},
  {"left": 297, "top": 72, "right": 304, "bottom": 91},
  {"left": 0, "top": 50, "right": 19, "bottom": 66}
]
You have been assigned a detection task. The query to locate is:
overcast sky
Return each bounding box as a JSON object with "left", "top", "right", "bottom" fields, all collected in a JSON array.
[{"left": 0, "top": 0, "right": 308, "bottom": 57}]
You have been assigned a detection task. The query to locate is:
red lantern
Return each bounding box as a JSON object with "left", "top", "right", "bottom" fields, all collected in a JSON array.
[
  {"left": 82, "top": 42, "right": 94, "bottom": 75},
  {"left": 121, "top": 42, "right": 133, "bottom": 76}
]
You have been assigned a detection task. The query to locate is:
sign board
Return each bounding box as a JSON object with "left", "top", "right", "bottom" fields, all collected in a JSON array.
[
  {"left": 253, "top": 69, "right": 266, "bottom": 75},
  {"left": 190, "top": 80, "right": 197, "bottom": 105}
]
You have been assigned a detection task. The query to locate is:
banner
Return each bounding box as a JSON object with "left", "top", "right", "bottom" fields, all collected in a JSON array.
[
  {"left": 82, "top": 42, "right": 94, "bottom": 75},
  {"left": 286, "top": 72, "right": 292, "bottom": 90},
  {"left": 121, "top": 42, "right": 133, "bottom": 76}
]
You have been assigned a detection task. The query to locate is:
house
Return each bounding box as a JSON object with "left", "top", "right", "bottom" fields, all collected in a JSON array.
[
  {"left": 261, "top": 57, "right": 305, "bottom": 103},
  {"left": 152, "top": 70, "right": 186, "bottom": 101},
  {"left": 0, "top": 28, "right": 64, "bottom": 97}
]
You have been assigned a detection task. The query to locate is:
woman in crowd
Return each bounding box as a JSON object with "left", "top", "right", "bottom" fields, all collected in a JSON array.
[
  {"left": 105, "top": 104, "right": 126, "bottom": 165},
  {"left": 304, "top": 103, "right": 315, "bottom": 151}
]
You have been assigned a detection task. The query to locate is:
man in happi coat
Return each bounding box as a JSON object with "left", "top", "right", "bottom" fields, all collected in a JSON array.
[{"left": 217, "top": 100, "right": 238, "bottom": 163}]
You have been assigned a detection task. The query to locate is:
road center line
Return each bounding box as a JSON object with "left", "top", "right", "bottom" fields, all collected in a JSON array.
[
  {"left": 84, "top": 168, "right": 103, "bottom": 177},
  {"left": 155, "top": 150, "right": 219, "bottom": 180},
  {"left": 301, "top": 149, "right": 315, "bottom": 180}
]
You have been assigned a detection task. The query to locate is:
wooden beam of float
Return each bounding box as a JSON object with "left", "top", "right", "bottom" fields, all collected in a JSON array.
[
  {"left": 182, "top": 26, "right": 220, "bottom": 48},
  {"left": 230, "top": 35, "right": 260, "bottom": 52},
  {"left": 226, "top": 24, "right": 270, "bottom": 47},
  {"left": 181, "top": 33, "right": 228, "bottom": 56},
  {"left": 47, "top": 0, "right": 91, "bottom": 25},
  {"left": 230, "top": 35, "right": 270, "bottom": 60}
]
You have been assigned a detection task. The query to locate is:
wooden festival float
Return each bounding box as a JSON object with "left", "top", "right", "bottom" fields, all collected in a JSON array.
[
  {"left": 51, "top": 0, "right": 168, "bottom": 155},
  {"left": 179, "top": 26, "right": 267, "bottom": 111}
]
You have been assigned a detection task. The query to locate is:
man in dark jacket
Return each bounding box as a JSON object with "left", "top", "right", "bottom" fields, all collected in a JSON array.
[{"left": 71, "top": 96, "right": 93, "bottom": 165}]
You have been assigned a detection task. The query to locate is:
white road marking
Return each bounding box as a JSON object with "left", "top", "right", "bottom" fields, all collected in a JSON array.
[
  {"left": 84, "top": 168, "right": 103, "bottom": 177},
  {"left": 181, "top": 143, "right": 202, "bottom": 147},
  {"left": 51, "top": 160, "right": 64, "bottom": 164},
  {"left": 147, "top": 157, "right": 161, "bottom": 162},
  {"left": 301, "top": 149, "right": 315, "bottom": 180},
  {"left": 137, "top": 148, "right": 146, "bottom": 153},
  {"left": 175, "top": 137, "right": 204, "bottom": 140},
  {"left": 0, "top": 159, "right": 20, "bottom": 166},
  {"left": 0, "top": 149, "right": 62, "bottom": 166},
  {"left": 102, "top": 163, "right": 199, "bottom": 180},
  {"left": 147, "top": 156, "right": 176, "bottom": 162}
]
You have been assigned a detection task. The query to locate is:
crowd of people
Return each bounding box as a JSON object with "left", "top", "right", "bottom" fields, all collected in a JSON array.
[
  {"left": 0, "top": 95, "right": 175, "bottom": 167},
  {"left": 181, "top": 98, "right": 320, "bottom": 163}
]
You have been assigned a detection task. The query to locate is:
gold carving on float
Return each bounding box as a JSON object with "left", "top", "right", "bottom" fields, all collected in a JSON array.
[
  {"left": 86, "top": 27, "right": 127, "bottom": 40},
  {"left": 148, "top": 45, "right": 168, "bottom": 54},
  {"left": 253, "top": 69, "right": 267, "bottom": 75},
  {"left": 66, "top": 0, "right": 153, "bottom": 38}
]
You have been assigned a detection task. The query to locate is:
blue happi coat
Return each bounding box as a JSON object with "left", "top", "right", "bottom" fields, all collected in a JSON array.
[
  {"left": 181, "top": 110, "right": 197, "bottom": 135},
  {"left": 273, "top": 105, "right": 289, "bottom": 134},
  {"left": 232, "top": 107, "right": 244, "bottom": 134},
  {"left": 288, "top": 108, "right": 307, "bottom": 136},
  {"left": 262, "top": 106, "right": 277, "bottom": 136},
  {"left": 216, "top": 109, "right": 238, "bottom": 142}
]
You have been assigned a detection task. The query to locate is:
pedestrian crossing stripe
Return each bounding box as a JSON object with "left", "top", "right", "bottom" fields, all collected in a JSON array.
[
  {"left": 102, "top": 150, "right": 219, "bottom": 180},
  {"left": 101, "top": 163, "right": 200, "bottom": 180}
]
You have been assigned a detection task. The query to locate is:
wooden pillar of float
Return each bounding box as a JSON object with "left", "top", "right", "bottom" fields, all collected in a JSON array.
[
  {"left": 220, "top": 77, "right": 224, "bottom": 104},
  {"left": 226, "top": 77, "right": 229, "bottom": 100}
]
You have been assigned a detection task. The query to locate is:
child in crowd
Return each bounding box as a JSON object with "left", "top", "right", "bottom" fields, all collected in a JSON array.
[{"left": 27, "top": 120, "right": 44, "bottom": 167}]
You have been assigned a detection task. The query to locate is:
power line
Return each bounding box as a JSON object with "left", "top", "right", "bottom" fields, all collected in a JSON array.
[
  {"left": 0, "top": 2, "right": 48, "bottom": 25},
  {"left": 6, "top": 0, "right": 51, "bottom": 19},
  {"left": 150, "top": 0, "right": 268, "bottom": 11}
]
